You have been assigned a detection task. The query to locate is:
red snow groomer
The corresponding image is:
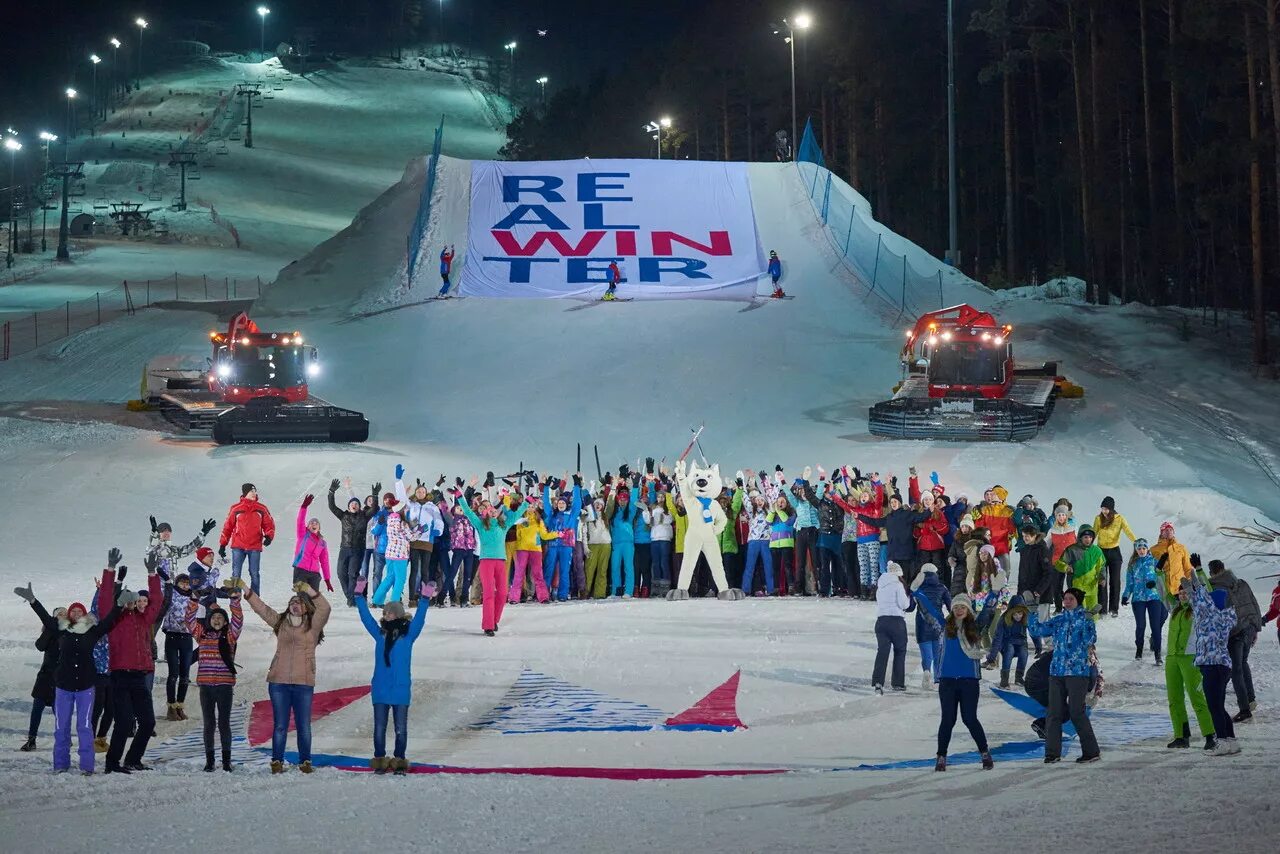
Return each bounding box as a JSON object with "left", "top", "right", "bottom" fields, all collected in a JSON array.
[
  {"left": 868, "top": 304, "right": 1075, "bottom": 441},
  {"left": 145, "top": 312, "right": 369, "bottom": 444}
]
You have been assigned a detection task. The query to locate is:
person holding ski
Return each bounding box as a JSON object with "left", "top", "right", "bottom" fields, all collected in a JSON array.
[
  {"left": 438, "top": 245, "right": 456, "bottom": 296},
  {"left": 293, "top": 495, "right": 333, "bottom": 594},
  {"left": 218, "top": 483, "right": 275, "bottom": 596},
  {"left": 244, "top": 580, "right": 330, "bottom": 773},
  {"left": 603, "top": 259, "right": 622, "bottom": 300},
  {"left": 767, "top": 250, "right": 784, "bottom": 298},
  {"left": 184, "top": 585, "right": 243, "bottom": 772},
  {"left": 14, "top": 580, "right": 120, "bottom": 774},
  {"left": 1092, "top": 496, "right": 1137, "bottom": 616},
  {"left": 355, "top": 576, "right": 432, "bottom": 775}
]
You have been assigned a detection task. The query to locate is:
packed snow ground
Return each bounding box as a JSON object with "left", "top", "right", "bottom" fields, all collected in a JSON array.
[{"left": 2, "top": 62, "right": 1279, "bottom": 853}]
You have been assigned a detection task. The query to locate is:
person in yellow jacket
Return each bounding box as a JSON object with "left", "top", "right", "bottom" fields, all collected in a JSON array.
[
  {"left": 1151, "top": 521, "right": 1194, "bottom": 596},
  {"left": 664, "top": 488, "right": 690, "bottom": 580},
  {"left": 1092, "top": 496, "right": 1137, "bottom": 616},
  {"left": 508, "top": 502, "right": 560, "bottom": 605}
]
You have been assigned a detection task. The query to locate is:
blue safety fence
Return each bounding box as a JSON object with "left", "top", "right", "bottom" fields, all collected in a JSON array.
[
  {"left": 406, "top": 114, "right": 446, "bottom": 284},
  {"left": 795, "top": 119, "right": 951, "bottom": 321}
]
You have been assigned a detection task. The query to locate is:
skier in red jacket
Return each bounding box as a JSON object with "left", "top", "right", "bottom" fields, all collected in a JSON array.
[
  {"left": 219, "top": 483, "right": 276, "bottom": 596},
  {"left": 99, "top": 548, "right": 162, "bottom": 774}
]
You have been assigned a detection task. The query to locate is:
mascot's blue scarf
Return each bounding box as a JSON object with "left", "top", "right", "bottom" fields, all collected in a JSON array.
[{"left": 696, "top": 496, "right": 714, "bottom": 523}]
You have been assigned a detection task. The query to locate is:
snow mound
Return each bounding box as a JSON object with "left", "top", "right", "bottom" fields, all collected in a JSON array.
[{"left": 1000, "top": 276, "right": 1088, "bottom": 304}]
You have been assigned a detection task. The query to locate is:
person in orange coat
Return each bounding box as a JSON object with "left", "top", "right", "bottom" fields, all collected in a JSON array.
[
  {"left": 974, "top": 486, "right": 1016, "bottom": 576},
  {"left": 1151, "top": 521, "right": 1194, "bottom": 596}
]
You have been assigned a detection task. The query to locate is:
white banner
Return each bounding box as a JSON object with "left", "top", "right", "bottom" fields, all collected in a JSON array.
[{"left": 458, "top": 159, "right": 764, "bottom": 300}]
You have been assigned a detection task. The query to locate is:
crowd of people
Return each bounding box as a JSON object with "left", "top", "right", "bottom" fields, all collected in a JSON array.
[{"left": 13, "top": 459, "right": 1278, "bottom": 776}]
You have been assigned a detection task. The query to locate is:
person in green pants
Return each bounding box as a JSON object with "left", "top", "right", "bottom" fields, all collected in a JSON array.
[{"left": 1164, "top": 581, "right": 1216, "bottom": 751}]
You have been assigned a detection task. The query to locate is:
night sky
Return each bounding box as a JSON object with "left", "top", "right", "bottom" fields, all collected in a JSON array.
[{"left": 0, "top": 0, "right": 690, "bottom": 134}]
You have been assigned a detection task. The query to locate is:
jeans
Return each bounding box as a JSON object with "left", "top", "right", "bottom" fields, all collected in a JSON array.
[
  {"left": 817, "top": 545, "right": 844, "bottom": 595},
  {"left": 231, "top": 548, "right": 262, "bottom": 596},
  {"left": 998, "top": 641, "right": 1029, "bottom": 674},
  {"left": 651, "top": 540, "right": 672, "bottom": 584},
  {"left": 268, "top": 682, "right": 314, "bottom": 763},
  {"left": 857, "top": 541, "right": 881, "bottom": 590},
  {"left": 478, "top": 558, "right": 508, "bottom": 631},
  {"left": 28, "top": 696, "right": 48, "bottom": 739},
  {"left": 164, "top": 631, "right": 194, "bottom": 704},
  {"left": 872, "top": 616, "right": 908, "bottom": 689},
  {"left": 1046, "top": 675, "right": 1099, "bottom": 758},
  {"left": 545, "top": 544, "right": 573, "bottom": 600},
  {"left": 106, "top": 670, "right": 155, "bottom": 768},
  {"left": 336, "top": 546, "right": 362, "bottom": 603},
  {"left": 53, "top": 687, "right": 95, "bottom": 772},
  {"left": 1131, "top": 599, "right": 1167, "bottom": 655},
  {"left": 367, "top": 552, "right": 386, "bottom": 590},
  {"left": 610, "top": 542, "right": 635, "bottom": 595},
  {"left": 1226, "top": 631, "right": 1256, "bottom": 713},
  {"left": 1200, "top": 664, "right": 1235, "bottom": 739},
  {"left": 511, "top": 549, "right": 549, "bottom": 603},
  {"left": 742, "top": 540, "right": 773, "bottom": 594},
  {"left": 1101, "top": 546, "right": 1123, "bottom": 613},
  {"left": 919, "top": 637, "right": 943, "bottom": 681},
  {"left": 450, "top": 549, "right": 477, "bottom": 603},
  {"left": 373, "top": 703, "right": 409, "bottom": 759},
  {"left": 408, "top": 548, "right": 431, "bottom": 599},
  {"left": 937, "top": 677, "right": 987, "bottom": 755},
  {"left": 199, "top": 684, "right": 233, "bottom": 754},
  {"left": 374, "top": 557, "right": 409, "bottom": 605}
]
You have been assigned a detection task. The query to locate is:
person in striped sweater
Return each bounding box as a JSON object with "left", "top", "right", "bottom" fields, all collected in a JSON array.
[{"left": 184, "top": 586, "right": 243, "bottom": 772}]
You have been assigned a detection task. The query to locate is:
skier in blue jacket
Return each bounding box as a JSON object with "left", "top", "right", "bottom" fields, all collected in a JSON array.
[
  {"left": 355, "top": 576, "right": 431, "bottom": 775},
  {"left": 542, "top": 480, "right": 583, "bottom": 602},
  {"left": 767, "top": 250, "right": 784, "bottom": 298}
]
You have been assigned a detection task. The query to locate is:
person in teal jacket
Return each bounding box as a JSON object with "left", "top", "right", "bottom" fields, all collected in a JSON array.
[
  {"left": 542, "top": 481, "right": 583, "bottom": 602},
  {"left": 606, "top": 486, "right": 641, "bottom": 596},
  {"left": 355, "top": 577, "right": 430, "bottom": 774},
  {"left": 457, "top": 495, "right": 527, "bottom": 636}
]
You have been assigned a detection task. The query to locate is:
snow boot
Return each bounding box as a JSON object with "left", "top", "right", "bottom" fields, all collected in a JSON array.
[
  {"left": 1203, "top": 735, "right": 1218, "bottom": 752},
  {"left": 934, "top": 755, "right": 946, "bottom": 772},
  {"left": 104, "top": 763, "right": 129, "bottom": 774},
  {"left": 371, "top": 757, "right": 389, "bottom": 775},
  {"left": 393, "top": 758, "right": 409, "bottom": 776},
  {"left": 1043, "top": 755, "right": 1061, "bottom": 764},
  {"left": 921, "top": 672, "right": 933, "bottom": 691},
  {"left": 271, "top": 760, "right": 284, "bottom": 774},
  {"left": 484, "top": 629, "right": 495, "bottom": 637},
  {"left": 93, "top": 737, "right": 108, "bottom": 753},
  {"left": 1031, "top": 718, "right": 1047, "bottom": 740},
  {"left": 1182, "top": 721, "right": 1192, "bottom": 740},
  {"left": 204, "top": 751, "right": 216, "bottom": 772},
  {"left": 1231, "top": 710, "right": 1252, "bottom": 724},
  {"left": 299, "top": 760, "right": 314, "bottom": 774},
  {"left": 999, "top": 671, "right": 1010, "bottom": 689},
  {"left": 124, "top": 762, "right": 152, "bottom": 772},
  {"left": 981, "top": 660, "right": 998, "bottom": 671},
  {"left": 19, "top": 736, "right": 36, "bottom": 752},
  {"left": 1014, "top": 664, "right": 1026, "bottom": 686},
  {"left": 1074, "top": 753, "right": 1100, "bottom": 764},
  {"left": 1154, "top": 652, "right": 1163, "bottom": 666},
  {"left": 166, "top": 703, "right": 180, "bottom": 722},
  {"left": 771, "top": 287, "right": 786, "bottom": 299},
  {"left": 175, "top": 703, "right": 188, "bottom": 721},
  {"left": 222, "top": 749, "right": 234, "bottom": 772},
  {"left": 1134, "top": 645, "right": 1142, "bottom": 660},
  {"left": 874, "top": 685, "right": 884, "bottom": 696},
  {"left": 1166, "top": 737, "right": 1189, "bottom": 749},
  {"left": 1212, "top": 737, "right": 1239, "bottom": 756},
  {"left": 980, "top": 751, "right": 994, "bottom": 770}
]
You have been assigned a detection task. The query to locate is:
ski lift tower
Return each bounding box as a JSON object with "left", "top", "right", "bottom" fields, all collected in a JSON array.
[
  {"left": 169, "top": 149, "right": 198, "bottom": 210},
  {"left": 50, "top": 160, "right": 84, "bottom": 261},
  {"left": 235, "top": 82, "right": 263, "bottom": 148}
]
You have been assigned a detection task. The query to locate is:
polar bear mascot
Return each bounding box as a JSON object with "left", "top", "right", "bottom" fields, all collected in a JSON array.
[{"left": 667, "top": 459, "right": 746, "bottom": 601}]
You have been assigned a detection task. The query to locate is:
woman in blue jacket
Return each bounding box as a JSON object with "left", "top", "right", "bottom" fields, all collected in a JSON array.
[
  {"left": 355, "top": 576, "right": 431, "bottom": 775},
  {"left": 1122, "top": 538, "right": 1166, "bottom": 664},
  {"left": 915, "top": 590, "right": 994, "bottom": 771}
]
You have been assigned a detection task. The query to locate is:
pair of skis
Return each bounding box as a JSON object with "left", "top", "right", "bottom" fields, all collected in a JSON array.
[{"left": 585, "top": 424, "right": 706, "bottom": 483}]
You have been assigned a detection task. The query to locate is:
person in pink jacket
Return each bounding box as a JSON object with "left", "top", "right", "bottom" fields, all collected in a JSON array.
[{"left": 293, "top": 495, "right": 333, "bottom": 594}]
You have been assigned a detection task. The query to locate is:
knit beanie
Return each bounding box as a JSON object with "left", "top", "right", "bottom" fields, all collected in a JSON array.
[
  {"left": 156, "top": 521, "right": 172, "bottom": 534},
  {"left": 921, "top": 563, "right": 938, "bottom": 574},
  {"left": 960, "top": 514, "right": 975, "bottom": 530},
  {"left": 887, "top": 561, "right": 904, "bottom": 577},
  {"left": 1053, "top": 504, "right": 1071, "bottom": 517},
  {"left": 117, "top": 588, "right": 139, "bottom": 608},
  {"left": 1100, "top": 496, "right": 1116, "bottom": 511},
  {"left": 951, "top": 593, "right": 974, "bottom": 613},
  {"left": 1134, "top": 538, "right": 1149, "bottom": 551},
  {"left": 1160, "top": 521, "right": 1175, "bottom": 537},
  {"left": 383, "top": 601, "right": 407, "bottom": 620},
  {"left": 241, "top": 483, "right": 256, "bottom": 497},
  {"left": 196, "top": 546, "right": 215, "bottom": 564},
  {"left": 67, "top": 602, "right": 87, "bottom": 619},
  {"left": 979, "top": 544, "right": 996, "bottom": 560}
]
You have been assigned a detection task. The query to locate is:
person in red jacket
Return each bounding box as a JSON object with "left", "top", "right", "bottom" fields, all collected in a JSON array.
[
  {"left": 1263, "top": 579, "right": 1280, "bottom": 647},
  {"left": 219, "top": 483, "right": 276, "bottom": 596},
  {"left": 974, "top": 486, "right": 1016, "bottom": 576},
  {"left": 100, "top": 548, "right": 162, "bottom": 774},
  {"left": 914, "top": 494, "right": 951, "bottom": 581}
]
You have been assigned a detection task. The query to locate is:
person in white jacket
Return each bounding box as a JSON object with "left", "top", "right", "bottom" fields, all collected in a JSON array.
[
  {"left": 648, "top": 501, "right": 674, "bottom": 593},
  {"left": 396, "top": 477, "right": 444, "bottom": 606},
  {"left": 582, "top": 498, "right": 612, "bottom": 599},
  {"left": 872, "top": 562, "right": 915, "bottom": 694}
]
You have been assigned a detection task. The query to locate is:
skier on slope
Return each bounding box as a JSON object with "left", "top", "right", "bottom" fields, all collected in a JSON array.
[
  {"left": 438, "top": 245, "right": 456, "bottom": 296},
  {"left": 768, "top": 250, "right": 785, "bottom": 298},
  {"left": 603, "top": 259, "right": 622, "bottom": 300}
]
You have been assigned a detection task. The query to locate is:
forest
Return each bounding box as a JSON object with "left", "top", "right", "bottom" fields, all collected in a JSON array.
[{"left": 501, "top": 0, "right": 1279, "bottom": 368}]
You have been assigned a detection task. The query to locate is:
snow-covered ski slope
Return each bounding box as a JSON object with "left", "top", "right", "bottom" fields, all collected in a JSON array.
[{"left": 2, "top": 133, "right": 1279, "bottom": 852}]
